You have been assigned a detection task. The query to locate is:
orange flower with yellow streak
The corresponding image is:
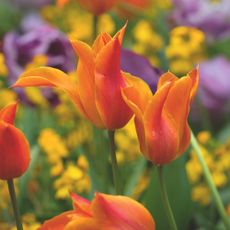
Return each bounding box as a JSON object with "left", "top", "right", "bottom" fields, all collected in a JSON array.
[
  {"left": 0, "top": 102, "right": 30, "bottom": 180},
  {"left": 13, "top": 25, "right": 138, "bottom": 130},
  {"left": 122, "top": 68, "right": 199, "bottom": 165},
  {"left": 39, "top": 192, "right": 155, "bottom": 230}
]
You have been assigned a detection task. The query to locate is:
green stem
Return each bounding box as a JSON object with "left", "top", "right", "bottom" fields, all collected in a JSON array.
[
  {"left": 92, "top": 15, "right": 98, "bottom": 41},
  {"left": 7, "top": 179, "right": 23, "bottom": 230},
  {"left": 191, "top": 131, "right": 230, "bottom": 229},
  {"left": 157, "top": 166, "right": 178, "bottom": 230},
  {"left": 108, "top": 130, "right": 121, "bottom": 194}
]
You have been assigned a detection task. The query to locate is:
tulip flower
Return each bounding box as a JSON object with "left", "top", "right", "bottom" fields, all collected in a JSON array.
[
  {"left": 57, "top": 0, "right": 118, "bottom": 14},
  {"left": 0, "top": 102, "right": 30, "bottom": 180},
  {"left": 122, "top": 68, "right": 199, "bottom": 165},
  {"left": 57, "top": 0, "right": 150, "bottom": 15},
  {"left": 13, "top": 25, "right": 137, "bottom": 130},
  {"left": 39, "top": 192, "right": 155, "bottom": 230}
]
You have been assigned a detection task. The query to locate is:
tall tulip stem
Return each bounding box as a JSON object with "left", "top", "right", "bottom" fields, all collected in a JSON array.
[
  {"left": 191, "top": 131, "right": 230, "bottom": 229},
  {"left": 108, "top": 130, "right": 121, "bottom": 194},
  {"left": 92, "top": 15, "right": 98, "bottom": 41},
  {"left": 157, "top": 166, "right": 178, "bottom": 230},
  {"left": 7, "top": 179, "right": 23, "bottom": 230}
]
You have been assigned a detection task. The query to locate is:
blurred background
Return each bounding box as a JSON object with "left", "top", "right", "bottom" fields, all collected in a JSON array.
[{"left": 0, "top": 0, "right": 230, "bottom": 229}]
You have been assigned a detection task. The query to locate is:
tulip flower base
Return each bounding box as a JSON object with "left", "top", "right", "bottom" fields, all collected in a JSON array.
[{"left": 7, "top": 179, "right": 23, "bottom": 230}]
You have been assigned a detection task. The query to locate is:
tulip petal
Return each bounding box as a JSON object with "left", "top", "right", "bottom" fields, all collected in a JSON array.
[
  {"left": 95, "top": 38, "right": 132, "bottom": 129},
  {"left": 12, "top": 67, "right": 87, "bottom": 119},
  {"left": 91, "top": 193, "right": 155, "bottom": 230},
  {"left": 96, "top": 37, "right": 121, "bottom": 77},
  {"left": 144, "top": 83, "right": 178, "bottom": 164},
  {"left": 0, "top": 102, "right": 18, "bottom": 125},
  {"left": 65, "top": 218, "right": 101, "bottom": 230},
  {"left": 157, "top": 71, "right": 178, "bottom": 89},
  {"left": 113, "top": 22, "right": 127, "bottom": 45},
  {"left": 71, "top": 40, "right": 104, "bottom": 127},
  {"left": 71, "top": 193, "right": 92, "bottom": 216},
  {"left": 0, "top": 121, "right": 30, "bottom": 180},
  {"left": 92, "top": 32, "right": 112, "bottom": 53},
  {"left": 121, "top": 72, "right": 152, "bottom": 154},
  {"left": 38, "top": 211, "right": 76, "bottom": 230},
  {"left": 188, "top": 67, "right": 199, "bottom": 100}
]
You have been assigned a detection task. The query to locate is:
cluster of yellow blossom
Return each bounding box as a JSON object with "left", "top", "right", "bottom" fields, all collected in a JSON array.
[
  {"left": 132, "top": 20, "right": 164, "bottom": 66},
  {"left": 115, "top": 118, "right": 141, "bottom": 163},
  {"left": 38, "top": 128, "right": 91, "bottom": 199},
  {"left": 38, "top": 128, "right": 69, "bottom": 176},
  {"left": 186, "top": 131, "right": 230, "bottom": 205},
  {"left": 0, "top": 53, "right": 8, "bottom": 77},
  {"left": 54, "top": 155, "right": 91, "bottom": 199},
  {"left": 166, "top": 26, "right": 206, "bottom": 74},
  {"left": 41, "top": 4, "right": 115, "bottom": 42}
]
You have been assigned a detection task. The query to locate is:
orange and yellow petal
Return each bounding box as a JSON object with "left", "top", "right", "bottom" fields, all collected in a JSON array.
[{"left": 0, "top": 102, "right": 18, "bottom": 125}]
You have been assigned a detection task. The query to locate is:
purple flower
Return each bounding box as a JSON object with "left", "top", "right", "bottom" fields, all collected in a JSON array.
[
  {"left": 3, "top": 14, "right": 75, "bottom": 85},
  {"left": 171, "top": 0, "right": 230, "bottom": 39},
  {"left": 121, "top": 49, "right": 162, "bottom": 93},
  {"left": 199, "top": 56, "right": 230, "bottom": 112}
]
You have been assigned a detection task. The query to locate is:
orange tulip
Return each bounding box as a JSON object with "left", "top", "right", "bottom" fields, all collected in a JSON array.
[
  {"left": 122, "top": 68, "right": 199, "bottom": 165},
  {"left": 13, "top": 25, "right": 137, "bottom": 130},
  {"left": 0, "top": 102, "right": 30, "bottom": 180},
  {"left": 57, "top": 0, "right": 118, "bottom": 14},
  {"left": 39, "top": 192, "right": 155, "bottom": 230},
  {"left": 57, "top": 0, "right": 150, "bottom": 15}
]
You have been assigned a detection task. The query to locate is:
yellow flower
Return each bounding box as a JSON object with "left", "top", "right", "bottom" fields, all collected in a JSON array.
[
  {"left": 166, "top": 26, "right": 205, "bottom": 74},
  {"left": 115, "top": 118, "right": 141, "bottom": 163},
  {"left": 25, "top": 88, "right": 48, "bottom": 108},
  {"left": 38, "top": 128, "right": 68, "bottom": 164},
  {"left": 0, "top": 53, "right": 8, "bottom": 76},
  {"left": 192, "top": 184, "right": 210, "bottom": 205},
  {"left": 98, "top": 14, "right": 115, "bottom": 34},
  {"left": 212, "top": 170, "right": 227, "bottom": 188},
  {"left": 197, "top": 131, "right": 211, "bottom": 145},
  {"left": 0, "top": 90, "right": 17, "bottom": 108}
]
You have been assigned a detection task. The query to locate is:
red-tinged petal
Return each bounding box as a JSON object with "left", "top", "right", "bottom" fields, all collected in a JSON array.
[
  {"left": 0, "top": 102, "right": 18, "bottom": 125},
  {"left": 144, "top": 83, "right": 178, "bottom": 164},
  {"left": 76, "top": 0, "right": 117, "bottom": 15},
  {"left": 71, "top": 193, "right": 92, "bottom": 216},
  {"left": 157, "top": 71, "right": 178, "bottom": 89},
  {"left": 94, "top": 38, "right": 132, "bottom": 129},
  {"left": 71, "top": 40, "right": 104, "bottom": 127},
  {"left": 57, "top": 0, "right": 69, "bottom": 7},
  {"left": 96, "top": 37, "right": 121, "bottom": 77},
  {"left": 122, "top": 0, "right": 150, "bottom": 9},
  {"left": 12, "top": 67, "right": 87, "bottom": 120},
  {"left": 95, "top": 71, "right": 132, "bottom": 129},
  {"left": 113, "top": 22, "right": 127, "bottom": 45},
  {"left": 39, "top": 211, "right": 76, "bottom": 230},
  {"left": 91, "top": 193, "right": 155, "bottom": 230},
  {"left": 92, "top": 32, "right": 112, "bottom": 54},
  {"left": 162, "top": 76, "right": 193, "bottom": 145},
  {"left": 188, "top": 67, "right": 199, "bottom": 101},
  {"left": 65, "top": 218, "right": 101, "bottom": 230},
  {"left": 0, "top": 121, "right": 30, "bottom": 180},
  {"left": 121, "top": 72, "right": 152, "bottom": 154}
]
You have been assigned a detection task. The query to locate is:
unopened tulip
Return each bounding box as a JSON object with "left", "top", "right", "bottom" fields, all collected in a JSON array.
[
  {"left": 0, "top": 102, "right": 30, "bottom": 180},
  {"left": 13, "top": 25, "right": 138, "bottom": 130},
  {"left": 122, "top": 68, "right": 199, "bottom": 165},
  {"left": 39, "top": 192, "right": 155, "bottom": 230}
]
